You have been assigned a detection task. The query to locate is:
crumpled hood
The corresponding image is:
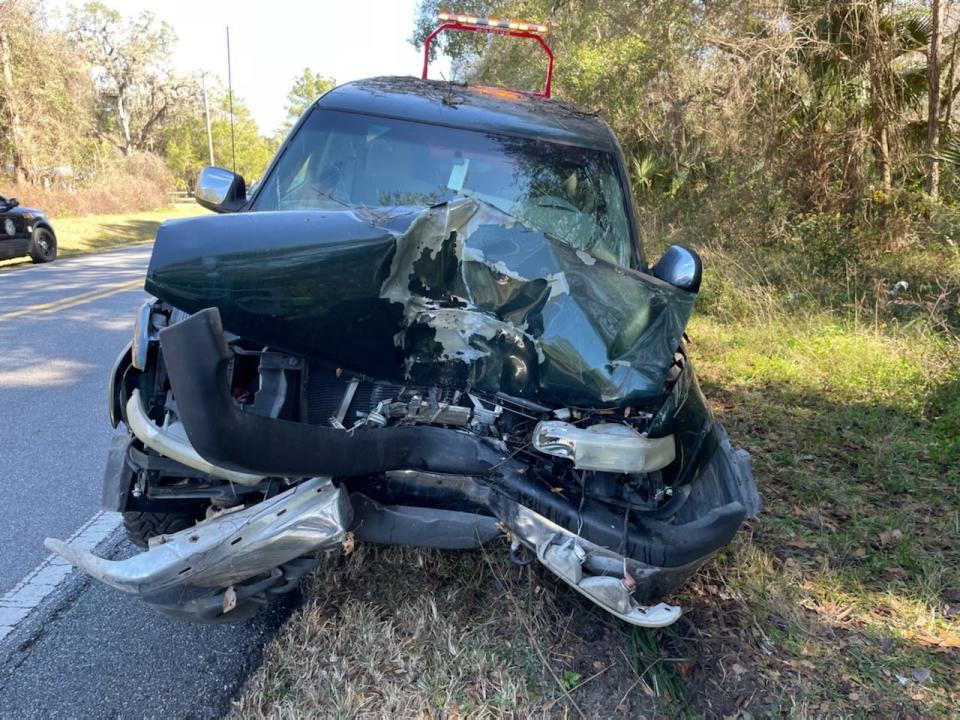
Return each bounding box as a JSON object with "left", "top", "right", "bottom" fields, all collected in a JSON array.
[{"left": 146, "top": 199, "right": 696, "bottom": 407}]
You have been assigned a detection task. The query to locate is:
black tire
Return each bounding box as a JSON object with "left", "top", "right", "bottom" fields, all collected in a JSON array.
[
  {"left": 29, "top": 227, "right": 56, "bottom": 263},
  {"left": 122, "top": 511, "right": 196, "bottom": 549}
]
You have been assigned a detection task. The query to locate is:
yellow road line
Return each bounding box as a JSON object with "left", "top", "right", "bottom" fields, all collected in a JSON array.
[{"left": 0, "top": 278, "right": 143, "bottom": 322}]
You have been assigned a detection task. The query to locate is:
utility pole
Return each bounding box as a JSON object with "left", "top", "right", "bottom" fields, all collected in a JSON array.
[{"left": 201, "top": 72, "right": 215, "bottom": 167}]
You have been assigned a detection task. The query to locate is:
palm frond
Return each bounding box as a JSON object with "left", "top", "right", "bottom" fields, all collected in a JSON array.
[
  {"left": 897, "top": 12, "right": 932, "bottom": 52},
  {"left": 939, "top": 134, "right": 960, "bottom": 168},
  {"left": 631, "top": 153, "right": 660, "bottom": 192}
]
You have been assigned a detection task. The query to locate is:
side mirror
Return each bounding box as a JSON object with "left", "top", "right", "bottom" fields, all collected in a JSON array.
[
  {"left": 6, "top": 197, "right": 18, "bottom": 209},
  {"left": 195, "top": 167, "right": 246, "bottom": 213},
  {"left": 652, "top": 245, "right": 702, "bottom": 292}
]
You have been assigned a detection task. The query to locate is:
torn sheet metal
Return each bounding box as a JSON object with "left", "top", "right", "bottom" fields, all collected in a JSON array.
[
  {"left": 537, "top": 535, "right": 682, "bottom": 628},
  {"left": 502, "top": 501, "right": 685, "bottom": 628},
  {"left": 146, "top": 198, "right": 696, "bottom": 407}
]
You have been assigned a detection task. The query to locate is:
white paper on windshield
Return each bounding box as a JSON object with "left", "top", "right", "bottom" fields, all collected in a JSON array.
[{"left": 447, "top": 159, "right": 470, "bottom": 193}]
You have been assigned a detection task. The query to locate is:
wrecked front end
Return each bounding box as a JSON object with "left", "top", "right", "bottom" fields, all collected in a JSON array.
[{"left": 49, "top": 199, "right": 758, "bottom": 626}]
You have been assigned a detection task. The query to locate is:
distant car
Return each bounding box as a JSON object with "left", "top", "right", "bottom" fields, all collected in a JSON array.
[{"left": 0, "top": 195, "right": 57, "bottom": 263}]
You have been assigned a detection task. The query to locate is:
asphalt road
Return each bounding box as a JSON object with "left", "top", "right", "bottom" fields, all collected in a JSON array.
[
  {"left": 0, "top": 248, "right": 290, "bottom": 719},
  {"left": 0, "top": 247, "right": 151, "bottom": 593}
]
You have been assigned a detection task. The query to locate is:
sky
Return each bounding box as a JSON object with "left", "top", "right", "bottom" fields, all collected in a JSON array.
[{"left": 48, "top": 0, "right": 451, "bottom": 135}]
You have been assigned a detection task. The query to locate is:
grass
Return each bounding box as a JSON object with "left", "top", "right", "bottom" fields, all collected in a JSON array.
[
  {"left": 231, "top": 237, "right": 960, "bottom": 718},
  {"left": 0, "top": 202, "right": 208, "bottom": 271}
]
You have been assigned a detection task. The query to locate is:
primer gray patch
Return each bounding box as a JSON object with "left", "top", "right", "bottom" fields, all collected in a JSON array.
[
  {"left": 0, "top": 511, "right": 120, "bottom": 641},
  {"left": 419, "top": 308, "right": 501, "bottom": 363}
]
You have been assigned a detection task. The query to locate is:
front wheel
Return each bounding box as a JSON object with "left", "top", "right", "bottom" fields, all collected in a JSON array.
[
  {"left": 122, "top": 511, "right": 196, "bottom": 549},
  {"left": 29, "top": 227, "right": 57, "bottom": 263}
]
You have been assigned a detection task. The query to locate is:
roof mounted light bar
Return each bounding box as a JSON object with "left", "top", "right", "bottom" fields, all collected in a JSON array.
[
  {"left": 438, "top": 12, "right": 547, "bottom": 33},
  {"left": 422, "top": 12, "right": 554, "bottom": 98}
]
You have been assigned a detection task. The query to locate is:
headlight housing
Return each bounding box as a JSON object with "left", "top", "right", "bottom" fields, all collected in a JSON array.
[
  {"left": 131, "top": 301, "right": 154, "bottom": 370},
  {"left": 532, "top": 420, "right": 676, "bottom": 474}
]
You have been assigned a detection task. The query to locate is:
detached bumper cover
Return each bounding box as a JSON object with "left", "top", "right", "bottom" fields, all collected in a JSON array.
[
  {"left": 46, "top": 477, "right": 350, "bottom": 597},
  {"left": 158, "top": 307, "right": 508, "bottom": 479}
]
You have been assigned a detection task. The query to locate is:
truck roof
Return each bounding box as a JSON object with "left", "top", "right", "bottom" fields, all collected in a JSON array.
[{"left": 315, "top": 76, "right": 620, "bottom": 153}]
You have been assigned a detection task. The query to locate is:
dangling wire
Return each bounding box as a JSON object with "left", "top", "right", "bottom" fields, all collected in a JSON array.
[
  {"left": 619, "top": 504, "right": 630, "bottom": 557},
  {"left": 575, "top": 470, "right": 586, "bottom": 538}
]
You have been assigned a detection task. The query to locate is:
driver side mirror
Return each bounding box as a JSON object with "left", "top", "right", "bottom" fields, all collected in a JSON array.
[
  {"left": 195, "top": 166, "right": 246, "bottom": 213},
  {"left": 652, "top": 245, "right": 702, "bottom": 293},
  {"left": 6, "top": 197, "right": 18, "bottom": 209}
]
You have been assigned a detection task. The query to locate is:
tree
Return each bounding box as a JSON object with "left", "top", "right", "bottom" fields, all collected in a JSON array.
[
  {"left": 0, "top": 1, "right": 26, "bottom": 179},
  {"left": 0, "top": 0, "right": 96, "bottom": 182},
  {"left": 412, "top": 0, "right": 955, "bottom": 216},
  {"left": 927, "top": 0, "right": 943, "bottom": 200},
  {"left": 162, "top": 89, "right": 275, "bottom": 190},
  {"left": 281, "top": 68, "right": 334, "bottom": 134},
  {"left": 68, "top": 2, "right": 195, "bottom": 156}
]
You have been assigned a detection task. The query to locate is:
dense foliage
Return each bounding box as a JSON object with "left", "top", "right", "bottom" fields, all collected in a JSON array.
[{"left": 414, "top": 1, "right": 960, "bottom": 247}]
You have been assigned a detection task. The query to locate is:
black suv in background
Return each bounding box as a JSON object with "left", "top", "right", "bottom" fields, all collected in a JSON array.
[{"left": 0, "top": 195, "right": 57, "bottom": 263}]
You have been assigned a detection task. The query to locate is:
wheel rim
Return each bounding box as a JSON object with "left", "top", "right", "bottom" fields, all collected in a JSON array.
[{"left": 36, "top": 232, "right": 53, "bottom": 257}]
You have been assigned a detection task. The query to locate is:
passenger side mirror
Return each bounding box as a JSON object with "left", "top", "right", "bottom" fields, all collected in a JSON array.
[
  {"left": 652, "top": 245, "right": 702, "bottom": 292},
  {"left": 195, "top": 166, "right": 246, "bottom": 213}
]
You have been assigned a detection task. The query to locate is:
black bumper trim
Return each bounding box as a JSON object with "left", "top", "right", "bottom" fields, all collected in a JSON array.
[{"left": 158, "top": 307, "right": 506, "bottom": 478}]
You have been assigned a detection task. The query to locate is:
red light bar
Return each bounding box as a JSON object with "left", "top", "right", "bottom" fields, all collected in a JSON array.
[{"left": 422, "top": 12, "right": 554, "bottom": 98}]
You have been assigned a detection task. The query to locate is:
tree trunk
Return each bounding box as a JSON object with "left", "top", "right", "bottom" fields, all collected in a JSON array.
[
  {"left": 866, "top": 0, "right": 893, "bottom": 193},
  {"left": 116, "top": 86, "right": 133, "bottom": 156},
  {"left": 944, "top": 23, "right": 959, "bottom": 134},
  {"left": 877, "top": 126, "right": 892, "bottom": 192},
  {"left": 842, "top": 112, "right": 867, "bottom": 210},
  {"left": 0, "top": 21, "right": 26, "bottom": 181},
  {"left": 927, "top": 0, "right": 943, "bottom": 200}
]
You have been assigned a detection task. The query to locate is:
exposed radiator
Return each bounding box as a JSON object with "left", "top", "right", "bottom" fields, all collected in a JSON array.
[{"left": 304, "top": 364, "right": 403, "bottom": 426}]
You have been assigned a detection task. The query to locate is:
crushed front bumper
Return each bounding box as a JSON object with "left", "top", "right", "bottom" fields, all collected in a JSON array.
[
  {"left": 48, "top": 430, "right": 756, "bottom": 626},
  {"left": 46, "top": 477, "right": 350, "bottom": 616},
  {"left": 60, "top": 308, "right": 759, "bottom": 626}
]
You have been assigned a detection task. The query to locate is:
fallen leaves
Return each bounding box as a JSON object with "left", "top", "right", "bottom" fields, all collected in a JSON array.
[
  {"left": 876, "top": 529, "right": 903, "bottom": 548},
  {"left": 884, "top": 567, "right": 909, "bottom": 581}
]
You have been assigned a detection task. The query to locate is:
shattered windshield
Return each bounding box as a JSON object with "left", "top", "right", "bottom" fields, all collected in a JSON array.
[{"left": 252, "top": 109, "right": 633, "bottom": 266}]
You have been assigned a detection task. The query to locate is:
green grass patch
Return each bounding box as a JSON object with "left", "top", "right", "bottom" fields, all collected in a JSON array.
[
  {"left": 54, "top": 203, "right": 208, "bottom": 256},
  {"left": 687, "top": 310, "right": 959, "bottom": 716},
  {"left": 0, "top": 203, "right": 209, "bottom": 271}
]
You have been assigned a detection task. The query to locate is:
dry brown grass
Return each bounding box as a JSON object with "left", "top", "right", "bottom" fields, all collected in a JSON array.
[
  {"left": 3, "top": 153, "right": 174, "bottom": 217},
  {"left": 230, "top": 544, "right": 694, "bottom": 719}
]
